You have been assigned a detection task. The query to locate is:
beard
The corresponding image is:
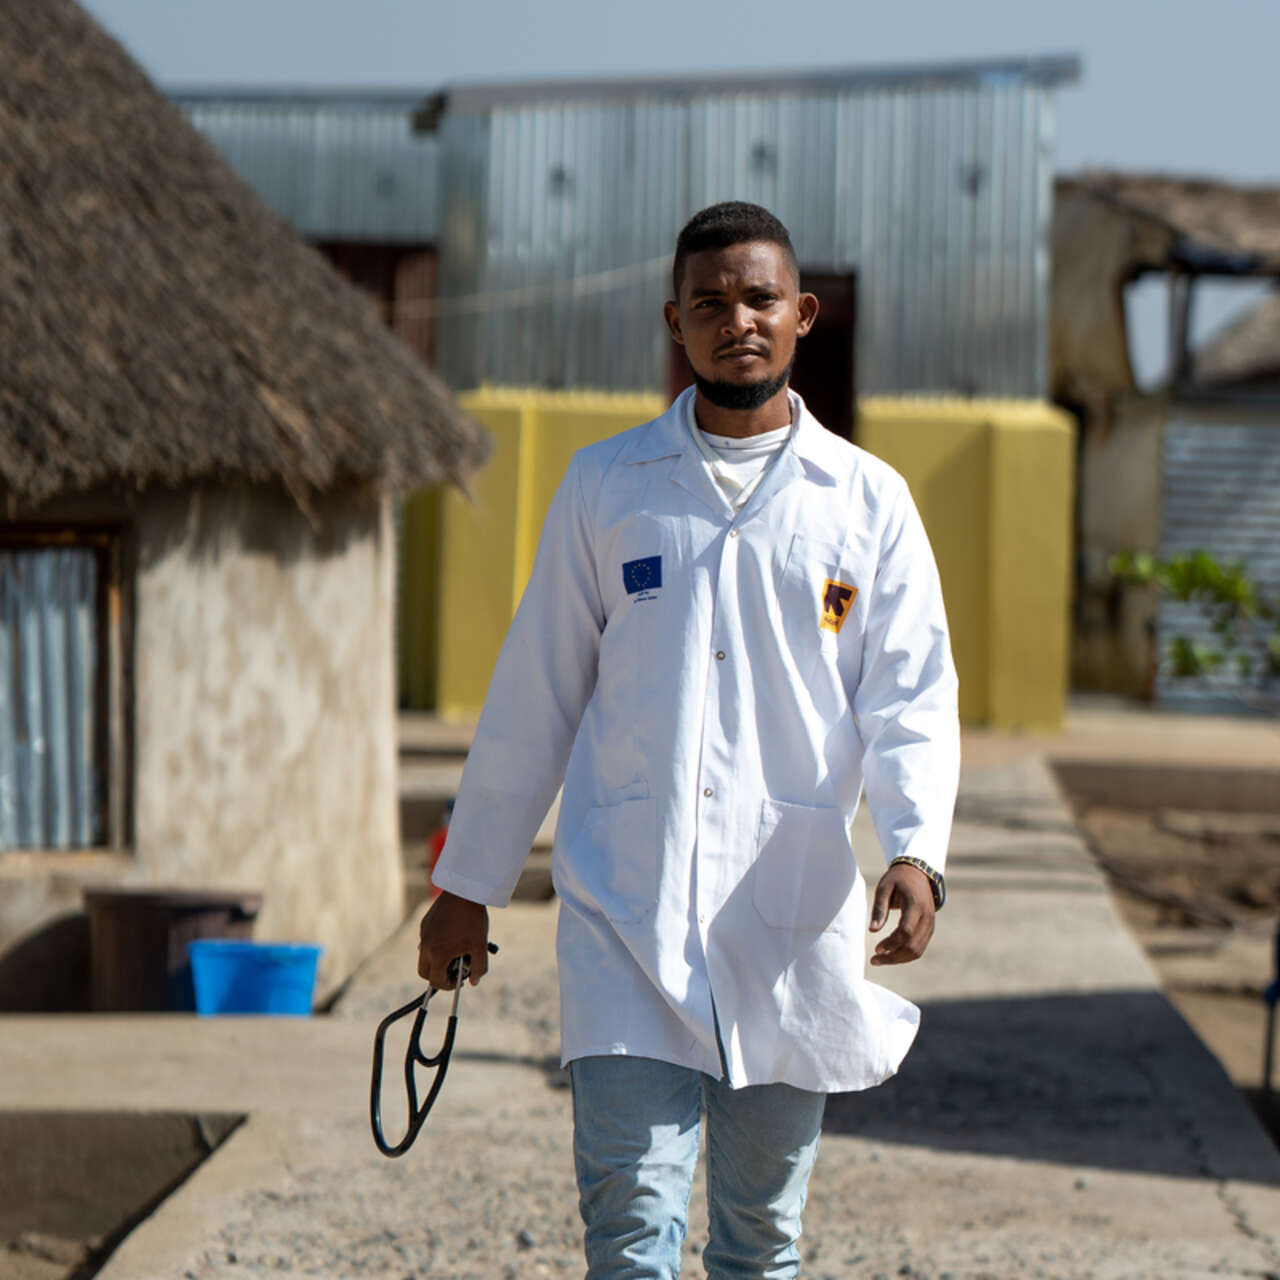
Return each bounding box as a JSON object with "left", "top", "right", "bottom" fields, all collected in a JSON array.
[{"left": 692, "top": 355, "right": 795, "bottom": 411}]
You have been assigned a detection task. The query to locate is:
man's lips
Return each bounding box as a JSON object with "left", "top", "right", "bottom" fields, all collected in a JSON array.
[{"left": 716, "top": 346, "right": 768, "bottom": 363}]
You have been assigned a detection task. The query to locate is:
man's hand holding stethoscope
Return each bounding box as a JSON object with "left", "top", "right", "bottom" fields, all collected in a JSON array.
[
  {"left": 417, "top": 891, "right": 492, "bottom": 989},
  {"left": 369, "top": 892, "right": 495, "bottom": 1158}
]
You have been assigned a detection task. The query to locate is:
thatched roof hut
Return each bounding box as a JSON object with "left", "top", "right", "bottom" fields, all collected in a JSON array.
[
  {"left": 0, "top": 0, "right": 488, "bottom": 513},
  {"left": 1053, "top": 172, "right": 1280, "bottom": 707},
  {"left": 1052, "top": 172, "right": 1280, "bottom": 420},
  {"left": 1059, "top": 173, "right": 1280, "bottom": 273},
  {"left": 0, "top": 0, "right": 490, "bottom": 1010}
]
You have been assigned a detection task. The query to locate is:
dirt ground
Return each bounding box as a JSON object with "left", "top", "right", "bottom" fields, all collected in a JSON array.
[
  {"left": 2, "top": 1233, "right": 100, "bottom": 1280},
  {"left": 11, "top": 750, "right": 1280, "bottom": 1280},
  {"left": 1070, "top": 803, "right": 1280, "bottom": 1144}
]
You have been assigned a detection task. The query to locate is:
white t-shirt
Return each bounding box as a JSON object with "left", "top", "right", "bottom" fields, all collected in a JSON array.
[{"left": 686, "top": 395, "right": 794, "bottom": 512}]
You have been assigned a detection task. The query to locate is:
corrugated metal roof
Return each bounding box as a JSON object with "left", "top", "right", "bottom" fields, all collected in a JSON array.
[
  {"left": 438, "top": 55, "right": 1081, "bottom": 114},
  {"left": 174, "top": 91, "right": 440, "bottom": 243}
]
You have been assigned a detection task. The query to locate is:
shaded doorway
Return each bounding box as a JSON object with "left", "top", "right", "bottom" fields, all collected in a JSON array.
[
  {"left": 317, "top": 242, "right": 438, "bottom": 367},
  {"left": 793, "top": 272, "right": 857, "bottom": 440}
]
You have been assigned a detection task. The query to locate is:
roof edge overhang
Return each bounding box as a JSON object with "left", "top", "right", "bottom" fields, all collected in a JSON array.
[
  {"left": 167, "top": 86, "right": 434, "bottom": 108},
  {"left": 427, "top": 53, "right": 1082, "bottom": 122},
  {"left": 1057, "top": 173, "right": 1280, "bottom": 279}
]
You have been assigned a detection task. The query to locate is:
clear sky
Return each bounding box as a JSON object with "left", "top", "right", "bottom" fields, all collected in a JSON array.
[{"left": 80, "top": 0, "right": 1280, "bottom": 182}]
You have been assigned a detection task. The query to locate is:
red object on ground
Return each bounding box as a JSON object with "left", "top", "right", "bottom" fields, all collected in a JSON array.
[{"left": 425, "top": 826, "right": 448, "bottom": 898}]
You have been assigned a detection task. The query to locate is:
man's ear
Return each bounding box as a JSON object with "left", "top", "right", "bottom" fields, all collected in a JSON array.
[
  {"left": 796, "top": 291, "right": 819, "bottom": 338},
  {"left": 663, "top": 300, "right": 685, "bottom": 345}
]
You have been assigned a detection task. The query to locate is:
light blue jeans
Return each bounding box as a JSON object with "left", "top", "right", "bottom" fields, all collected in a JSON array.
[{"left": 569, "top": 1055, "right": 826, "bottom": 1279}]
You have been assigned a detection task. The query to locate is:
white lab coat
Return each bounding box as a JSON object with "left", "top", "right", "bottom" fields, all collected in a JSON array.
[{"left": 432, "top": 388, "right": 960, "bottom": 1093}]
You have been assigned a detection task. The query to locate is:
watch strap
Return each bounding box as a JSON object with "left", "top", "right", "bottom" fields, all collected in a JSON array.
[{"left": 888, "top": 855, "right": 946, "bottom": 910}]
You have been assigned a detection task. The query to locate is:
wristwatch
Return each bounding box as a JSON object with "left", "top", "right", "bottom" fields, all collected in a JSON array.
[{"left": 888, "top": 856, "right": 946, "bottom": 910}]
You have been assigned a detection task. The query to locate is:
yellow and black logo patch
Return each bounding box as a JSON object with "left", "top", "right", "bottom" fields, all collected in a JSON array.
[{"left": 820, "top": 578, "right": 857, "bottom": 634}]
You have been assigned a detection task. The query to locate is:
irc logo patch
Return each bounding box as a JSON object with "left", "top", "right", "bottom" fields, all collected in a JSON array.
[
  {"left": 623, "top": 556, "right": 662, "bottom": 601},
  {"left": 820, "top": 578, "right": 857, "bottom": 634}
]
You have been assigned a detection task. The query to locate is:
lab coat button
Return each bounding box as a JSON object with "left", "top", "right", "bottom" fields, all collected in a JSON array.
[
  {"left": 715, "top": 650, "right": 726, "bottom": 661},
  {"left": 728, "top": 530, "right": 739, "bottom": 538},
  {"left": 703, "top": 787, "right": 714, "bottom": 798}
]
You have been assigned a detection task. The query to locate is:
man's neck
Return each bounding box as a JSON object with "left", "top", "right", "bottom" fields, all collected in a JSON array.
[{"left": 692, "top": 386, "right": 792, "bottom": 439}]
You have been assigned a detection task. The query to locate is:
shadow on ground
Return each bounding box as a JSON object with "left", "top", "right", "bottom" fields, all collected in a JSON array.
[{"left": 825, "top": 989, "right": 1279, "bottom": 1185}]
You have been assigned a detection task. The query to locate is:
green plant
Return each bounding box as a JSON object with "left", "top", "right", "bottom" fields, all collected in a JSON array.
[{"left": 1109, "top": 549, "right": 1280, "bottom": 685}]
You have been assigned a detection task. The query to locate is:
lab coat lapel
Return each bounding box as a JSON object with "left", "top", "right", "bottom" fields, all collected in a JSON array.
[
  {"left": 734, "top": 443, "right": 803, "bottom": 527},
  {"left": 670, "top": 447, "right": 734, "bottom": 520},
  {"left": 734, "top": 392, "right": 840, "bottom": 528},
  {"left": 659, "top": 390, "right": 735, "bottom": 520}
]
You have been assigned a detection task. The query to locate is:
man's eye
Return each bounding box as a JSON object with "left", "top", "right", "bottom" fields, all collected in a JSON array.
[
  {"left": 695, "top": 299, "right": 719, "bottom": 309},
  {"left": 753, "top": 294, "right": 778, "bottom": 306}
]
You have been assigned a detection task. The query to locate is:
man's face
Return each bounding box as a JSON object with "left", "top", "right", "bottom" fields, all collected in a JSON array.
[{"left": 664, "top": 240, "right": 817, "bottom": 409}]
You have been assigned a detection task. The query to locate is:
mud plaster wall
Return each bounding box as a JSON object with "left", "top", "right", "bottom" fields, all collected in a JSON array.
[
  {"left": 0, "top": 484, "right": 402, "bottom": 1006},
  {"left": 1073, "top": 398, "right": 1164, "bottom": 697},
  {"left": 129, "top": 485, "right": 402, "bottom": 999}
]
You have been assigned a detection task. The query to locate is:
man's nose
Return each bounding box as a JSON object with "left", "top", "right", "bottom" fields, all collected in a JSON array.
[{"left": 720, "top": 304, "right": 756, "bottom": 337}]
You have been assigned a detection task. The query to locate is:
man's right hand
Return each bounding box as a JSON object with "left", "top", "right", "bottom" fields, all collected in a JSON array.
[{"left": 417, "top": 891, "right": 490, "bottom": 990}]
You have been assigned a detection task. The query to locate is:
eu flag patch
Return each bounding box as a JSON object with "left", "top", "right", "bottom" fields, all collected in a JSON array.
[{"left": 623, "top": 556, "right": 662, "bottom": 595}]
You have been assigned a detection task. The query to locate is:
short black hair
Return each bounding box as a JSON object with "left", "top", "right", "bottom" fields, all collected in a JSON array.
[{"left": 672, "top": 201, "right": 799, "bottom": 297}]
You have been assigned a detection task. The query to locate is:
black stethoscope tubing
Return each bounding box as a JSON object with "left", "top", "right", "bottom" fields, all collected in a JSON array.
[{"left": 369, "top": 943, "right": 497, "bottom": 1158}]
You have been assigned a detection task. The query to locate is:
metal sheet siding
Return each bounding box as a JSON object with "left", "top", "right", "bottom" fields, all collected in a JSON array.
[
  {"left": 437, "top": 79, "right": 1055, "bottom": 396},
  {"left": 0, "top": 549, "right": 99, "bottom": 850},
  {"left": 1157, "top": 415, "right": 1280, "bottom": 706},
  {"left": 180, "top": 98, "right": 440, "bottom": 243}
]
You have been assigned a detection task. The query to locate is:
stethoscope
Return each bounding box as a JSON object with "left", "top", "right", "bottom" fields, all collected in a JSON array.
[{"left": 369, "top": 942, "right": 498, "bottom": 1158}]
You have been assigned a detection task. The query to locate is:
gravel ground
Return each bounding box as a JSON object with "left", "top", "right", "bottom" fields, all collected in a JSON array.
[
  {"left": 105, "top": 891, "right": 1280, "bottom": 1280},
  {"left": 97, "top": 748, "right": 1280, "bottom": 1279},
  {"left": 146, "top": 1081, "right": 1280, "bottom": 1280}
]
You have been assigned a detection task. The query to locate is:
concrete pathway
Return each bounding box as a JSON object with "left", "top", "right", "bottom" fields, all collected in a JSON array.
[{"left": 2, "top": 705, "right": 1278, "bottom": 1278}]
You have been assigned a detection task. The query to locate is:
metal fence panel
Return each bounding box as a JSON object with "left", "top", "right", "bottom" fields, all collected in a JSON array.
[
  {"left": 1157, "top": 416, "right": 1280, "bottom": 707},
  {"left": 0, "top": 548, "right": 99, "bottom": 849}
]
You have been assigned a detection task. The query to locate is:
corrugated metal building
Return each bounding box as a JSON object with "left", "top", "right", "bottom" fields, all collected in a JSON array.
[
  {"left": 430, "top": 57, "right": 1080, "bottom": 416},
  {"left": 176, "top": 90, "right": 441, "bottom": 241}
]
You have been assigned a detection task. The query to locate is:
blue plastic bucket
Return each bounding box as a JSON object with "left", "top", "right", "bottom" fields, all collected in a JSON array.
[{"left": 187, "top": 940, "right": 322, "bottom": 1016}]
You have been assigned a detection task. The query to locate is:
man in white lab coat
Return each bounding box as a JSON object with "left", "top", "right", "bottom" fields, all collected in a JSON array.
[{"left": 420, "top": 201, "right": 959, "bottom": 1279}]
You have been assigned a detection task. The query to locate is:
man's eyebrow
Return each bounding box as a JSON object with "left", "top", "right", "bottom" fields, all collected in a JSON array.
[{"left": 688, "top": 280, "right": 781, "bottom": 298}]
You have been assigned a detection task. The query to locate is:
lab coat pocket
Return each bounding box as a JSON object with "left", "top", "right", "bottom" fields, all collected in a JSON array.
[
  {"left": 780, "top": 533, "right": 861, "bottom": 669},
  {"left": 752, "top": 798, "right": 859, "bottom": 933},
  {"left": 565, "top": 797, "right": 659, "bottom": 925}
]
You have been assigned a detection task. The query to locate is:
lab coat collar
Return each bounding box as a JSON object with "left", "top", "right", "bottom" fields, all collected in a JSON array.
[{"left": 627, "top": 386, "right": 845, "bottom": 482}]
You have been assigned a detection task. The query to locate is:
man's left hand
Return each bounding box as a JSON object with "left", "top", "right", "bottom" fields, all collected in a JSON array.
[{"left": 868, "top": 863, "right": 936, "bottom": 966}]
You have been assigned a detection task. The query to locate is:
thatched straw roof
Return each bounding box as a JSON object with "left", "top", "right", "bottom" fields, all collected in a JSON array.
[
  {"left": 1059, "top": 172, "right": 1280, "bottom": 275},
  {"left": 1193, "top": 291, "right": 1280, "bottom": 387},
  {"left": 1052, "top": 172, "right": 1280, "bottom": 418},
  {"left": 0, "top": 0, "right": 488, "bottom": 509}
]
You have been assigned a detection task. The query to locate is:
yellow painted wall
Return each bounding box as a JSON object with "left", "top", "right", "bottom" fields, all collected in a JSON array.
[
  {"left": 405, "top": 389, "right": 1074, "bottom": 729},
  {"left": 859, "top": 398, "right": 1075, "bottom": 729},
  {"left": 397, "top": 485, "right": 442, "bottom": 710},
  {"left": 432, "top": 389, "right": 666, "bottom": 719}
]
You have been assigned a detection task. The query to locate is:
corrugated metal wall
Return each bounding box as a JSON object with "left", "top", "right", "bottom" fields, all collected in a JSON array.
[
  {"left": 1157, "top": 414, "right": 1280, "bottom": 707},
  {"left": 179, "top": 95, "right": 440, "bottom": 243},
  {"left": 436, "top": 72, "right": 1058, "bottom": 397},
  {"left": 0, "top": 549, "right": 99, "bottom": 849}
]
